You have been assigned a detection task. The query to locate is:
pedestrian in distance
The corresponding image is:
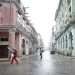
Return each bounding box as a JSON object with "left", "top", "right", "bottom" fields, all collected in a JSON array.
[
  {"left": 40, "top": 49, "right": 43, "bottom": 59},
  {"left": 10, "top": 49, "right": 18, "bottom": 64}
]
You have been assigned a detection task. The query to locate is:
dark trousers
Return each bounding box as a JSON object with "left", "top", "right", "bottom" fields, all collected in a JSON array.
[
  {"left": 11, "top": 56, "right": 18, "bottom": 64},
  {"left": 40, "top": 53, "right": 42, "bottom": 59}
]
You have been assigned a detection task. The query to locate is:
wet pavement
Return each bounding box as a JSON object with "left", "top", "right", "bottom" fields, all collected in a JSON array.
[{"left": 0, "top": 50, "right": 75, "bottom": 75}]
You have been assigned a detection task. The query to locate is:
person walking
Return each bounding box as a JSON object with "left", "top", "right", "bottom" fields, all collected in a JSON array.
[
  {"left": 40, "top": 48, "right": 43, "bottom": 59},
  {"left": 10, "top": 49, "right": 18, "bottom": 64}
]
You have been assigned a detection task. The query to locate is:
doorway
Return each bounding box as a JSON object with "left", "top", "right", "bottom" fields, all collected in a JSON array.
[{"left": 0, "top": 45, "right": 8, "bottom": 58}]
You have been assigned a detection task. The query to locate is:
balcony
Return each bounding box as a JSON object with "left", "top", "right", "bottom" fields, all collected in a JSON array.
[
  {"left": 16, "top": 21, "right": 32, "bottom": 38},
  {"left": 16, "top": 16, "right": 38, "bottom": 41},
  {"left": 16, "top": 20, "right": 26, "bottom": 32}
]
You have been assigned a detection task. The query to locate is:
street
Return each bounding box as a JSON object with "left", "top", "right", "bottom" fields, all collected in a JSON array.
[{"left": 0, "top": 50, "right": 75, "bottom": 75}]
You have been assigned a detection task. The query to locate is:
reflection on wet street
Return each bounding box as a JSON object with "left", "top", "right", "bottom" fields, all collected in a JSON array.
[
  {"left": 32, "top": 50, "right": 75, "bottom": 75},
  {"left": 33, "top": 51, "right": 54, "bottom": 75},
  {"left": 32, "top": 51, "right": 55, "bottom": 75},
  {"left": 0, "top": 50, "right": 75, "bottom": 75}
]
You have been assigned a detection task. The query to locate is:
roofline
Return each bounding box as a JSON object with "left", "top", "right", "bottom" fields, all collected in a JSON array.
[{"left": 55, "top": 0, "right": 62, "bottom": 20}]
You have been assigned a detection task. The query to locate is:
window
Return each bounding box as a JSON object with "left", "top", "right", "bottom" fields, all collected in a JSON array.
[
  {"left": 18, "top": 0, "right": 20, "bottom": 4},
  {"left": 67, "top": 0, "right": 71, "bottom": 5},
  {"left": 69, "top": 32, "right": 73, "bottom": 49},
  {"left": 0, "top": 3, "right": 2, "bottom": 7},
  {"left": 22, "top": 39, "right": 25, "bottom": 47},
  {"left": 0, "top": 38, "right": 8, "bottom": 41},
  {"left": 23, "top": 17, "right": 26, "bottom": 20},
  {"left": 22, "top": 39, "right": 25, "bottom": 55},
  {"left": 69, "top": 6, "right": 71, "bottom": 12},
  {"left": 61, "top": 39, "right": 62, "bottom": 48},
  {"left": 66, "top": 35, "right": 67, "bottom": 48},
  {"left": 18, "top": 9, "right": 22, "bottom": 15}
]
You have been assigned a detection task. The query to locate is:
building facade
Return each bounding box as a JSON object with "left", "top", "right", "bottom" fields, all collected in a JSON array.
[
  {"left": 0, "top": 0, "right": 38, "bottom": 58},
  {"left": 37, "top": 33, "right": 44, "bottom": 50},
  {"left": 55, "top": 0, "right": 75, "bottom": 56},
  {"left": 50, "top": 26, "right": 56, "bottom": 52}
]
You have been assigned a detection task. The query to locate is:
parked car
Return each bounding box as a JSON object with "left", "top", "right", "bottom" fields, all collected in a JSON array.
[{"left": 50, "top": 50, "right": 55, "bottom": 54}]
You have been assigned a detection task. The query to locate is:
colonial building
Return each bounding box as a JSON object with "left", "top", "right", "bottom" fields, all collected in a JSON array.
[
  {"left": 55, "top": 0, "right": 75, "bottom": 56},
  {"left": 50, "top": 26, "right": 56, "bottom": 52},
  {"left": 0, "top": 0, "right": 38, "bottom": 58},
  {"left": 37, "top": 33, "right": 44, "bottom": 50}
]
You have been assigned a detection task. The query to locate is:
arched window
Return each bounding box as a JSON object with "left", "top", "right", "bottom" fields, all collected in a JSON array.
[
  {"left": 69, "top": 32, "right": 73, "bottom": 49},
  {"left": 22, "top": 39, "right": 25, "bottom": 48},
  {"left": 66, "top": 35, "right": 67, "bottom": 48},
  {"left": 22, "top": 39, "right": 25, "bottom": 55},
  {"left": 67, "top": 0, "right": 71, "bottom": 5},
  {"left": 18, "top": 0, "right": 20, "bottom": 4},
  {"left": 0, "top": 3, "right": 2, "bottom": 7},
  {"left": 63, "top": 37, "right": 64, "bottom": 48}
]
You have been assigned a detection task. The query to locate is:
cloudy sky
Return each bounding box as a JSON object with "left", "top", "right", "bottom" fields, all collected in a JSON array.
[{"left": 21, "top": 0, "right": 59, "bottom": 47}]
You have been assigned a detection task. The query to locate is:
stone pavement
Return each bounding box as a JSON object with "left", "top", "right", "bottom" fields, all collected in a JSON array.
[{"left": 0, "top": 51, "right": 75, "bottom": 75}]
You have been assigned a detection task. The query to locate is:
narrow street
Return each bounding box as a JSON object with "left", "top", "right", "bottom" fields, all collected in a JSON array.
[{"left": 0, "top": 50, "right": 75, "bottom": 75}]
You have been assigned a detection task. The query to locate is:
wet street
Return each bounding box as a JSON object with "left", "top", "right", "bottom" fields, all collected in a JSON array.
[{"left": 0, "top": 50, "right": 75, "bottom": 75}]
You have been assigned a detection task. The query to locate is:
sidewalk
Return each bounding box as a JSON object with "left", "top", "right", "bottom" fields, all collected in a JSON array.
[
  {"left": 55, "top": 53, "right": 75, "bottom": 60},
  {"left": 0, "top": 58, "right": 9, "bottom": 64},
  {"left": 0, "top": 58, "right": 9, "bottom": 62}
]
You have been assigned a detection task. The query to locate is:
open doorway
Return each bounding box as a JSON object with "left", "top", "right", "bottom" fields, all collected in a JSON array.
[{"left": 0, "top": 45, "right": 8, "bottom": 58}]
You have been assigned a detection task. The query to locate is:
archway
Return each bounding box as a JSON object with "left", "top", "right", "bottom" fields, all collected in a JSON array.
[{"left": 22, "top": 39, "right": 25, "bottom": 55}]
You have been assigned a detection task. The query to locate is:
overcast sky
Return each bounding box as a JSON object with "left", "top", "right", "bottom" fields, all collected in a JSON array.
[{"left": 21, "top": 0, "right": 59, "bottom": 47}]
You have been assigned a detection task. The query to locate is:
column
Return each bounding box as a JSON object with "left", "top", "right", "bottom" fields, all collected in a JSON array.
[
  {"left": 8, "top": 29, "right": 15, "bottom": 50},
  {"left": 15, "top": 33, "right": 22, "bottom": 57}
]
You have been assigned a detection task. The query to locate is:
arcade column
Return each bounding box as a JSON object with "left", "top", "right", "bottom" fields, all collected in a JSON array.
[{"left": 8, "top": 29, "right": 16, "bottom": 50}]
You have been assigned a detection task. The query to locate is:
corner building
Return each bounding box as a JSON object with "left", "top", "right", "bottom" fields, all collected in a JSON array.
[{"left": 0, "top": 0, "right": 38, "bottom": 58}]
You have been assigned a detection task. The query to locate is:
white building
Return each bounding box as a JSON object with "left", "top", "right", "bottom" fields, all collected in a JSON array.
[
  {"left": 37, "top": 33, "right": 44, "bottom": 50},
  {"left": 55, "top": 0, "right": 75, "bottom": 56}
]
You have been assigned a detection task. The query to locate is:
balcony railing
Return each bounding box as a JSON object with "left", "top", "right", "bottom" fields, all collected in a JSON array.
[
  {"left": 16, "top": 19, "right": 38, "bottom": 42},
  {"left": 16, "top": 21, "right": 32, "bottom": 38}
]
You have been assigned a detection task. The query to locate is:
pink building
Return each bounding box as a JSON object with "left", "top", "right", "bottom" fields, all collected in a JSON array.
[
  {"left": 0, "top": 1, "right": 38, "bottom": 58},
  {"left": 0, "top": 2, "right": 18, "bottom": 58}
]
